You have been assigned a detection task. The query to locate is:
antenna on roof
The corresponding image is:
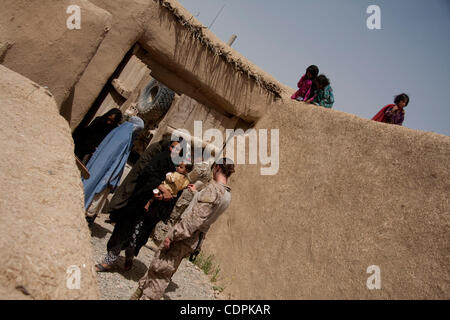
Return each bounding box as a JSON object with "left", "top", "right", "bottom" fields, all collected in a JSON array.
[{"left": 208, "top": 4, "right": 225, "bottom": 29}]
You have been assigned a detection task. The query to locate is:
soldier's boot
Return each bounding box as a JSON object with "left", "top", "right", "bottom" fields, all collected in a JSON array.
[{"left": 130, "top": 287, "right": 143, "bottom": 300}]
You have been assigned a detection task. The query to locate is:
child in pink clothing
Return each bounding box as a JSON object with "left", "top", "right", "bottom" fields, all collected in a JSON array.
[{"left": 291, "top": 65, "right": 319, "bottom": 102}]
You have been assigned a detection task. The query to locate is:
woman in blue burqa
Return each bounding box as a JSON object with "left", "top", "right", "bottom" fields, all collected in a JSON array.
[
  {"left": 83, "top": 116, "right": 145, "bottom": 226},
  {"left": 95, "top": 138, "right": 186, "bottom": 272}
]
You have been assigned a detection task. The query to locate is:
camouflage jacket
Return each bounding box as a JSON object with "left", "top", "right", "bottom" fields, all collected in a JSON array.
[
  {"left": 151, "top": 161, "right": 212, "bottom": 243},
  {"left": 166, "top": 180, "right": 231, "bottom": 248}
]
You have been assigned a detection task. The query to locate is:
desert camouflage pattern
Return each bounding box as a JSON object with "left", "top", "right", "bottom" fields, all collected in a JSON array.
[
  {"left": 151, "top": 161, "right": 212, "bottom": 244},
  {"left": 138, "top": 180, "right": 231, "bottom": 300}
]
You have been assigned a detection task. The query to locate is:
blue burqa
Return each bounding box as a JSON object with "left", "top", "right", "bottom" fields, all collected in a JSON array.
[{"left": 83, "top": 116, "right": 144, "bottom": 209}]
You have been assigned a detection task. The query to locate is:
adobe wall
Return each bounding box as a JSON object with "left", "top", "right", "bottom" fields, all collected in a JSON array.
[
  {"left": 66, "top": 0, "right": 152, "bottom": 129},
  {"left": 1, "top": 0, "right": 290, "bottom": 127},
  {"left": 0, "top": 0, "right": 112, "bottom": 107},
  {"left": 204, "top": 99, "right": 450, "bottom": 299},
  {"left": 0, "top": 0, "right": 448, "bottom": 300},
  {"left": 138, "top": 0, "right": 289, "bottom": 123},
  {"left": 0, "top": 65, "right": 98, "bottom": 299}
]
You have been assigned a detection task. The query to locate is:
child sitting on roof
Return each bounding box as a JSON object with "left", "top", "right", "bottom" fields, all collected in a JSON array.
[
  {"left": 371, "top": 93, "right": 409, "bottom": 126},
  {"left": 309, "top": 74, "right": 334, "bottom": 109},
  {"left": 291, "top": 65, "right": 319, "bottom": 102}
]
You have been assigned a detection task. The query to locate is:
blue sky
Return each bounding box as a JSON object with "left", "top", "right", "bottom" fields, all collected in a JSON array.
[{"left": 178, "top": 0, "right": 450, "bottom": 136}]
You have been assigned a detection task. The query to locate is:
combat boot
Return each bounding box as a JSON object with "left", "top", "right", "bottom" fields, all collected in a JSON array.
[{"left": 130, "top": 287, "right": 143, "bottom": 300}]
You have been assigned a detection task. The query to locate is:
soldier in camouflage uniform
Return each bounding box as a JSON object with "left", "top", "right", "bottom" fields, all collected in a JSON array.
[
  {"left": 151, "top": 159, "right": 213, "bottom": 245},
  {"left": 130, "top": 158, "right": 234, "bottom": 300}
]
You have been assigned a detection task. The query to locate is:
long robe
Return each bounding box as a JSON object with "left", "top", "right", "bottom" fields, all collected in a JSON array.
[
  {"left": 107, "top": 149, "right": 178, "bottom": 256},
  {"left": 107, "top": 135, "right": 173, "bottom": 214},
  {"left": 82, "top": 118, "right": 143, "bottom": 209},
  {"left": 73, "top": 116, "right": 117, "bottom": 161}
]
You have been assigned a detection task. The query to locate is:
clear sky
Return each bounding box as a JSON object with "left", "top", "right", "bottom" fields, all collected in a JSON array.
[{"left": 177, "top": 0, "right": 450, "bottom": 136}]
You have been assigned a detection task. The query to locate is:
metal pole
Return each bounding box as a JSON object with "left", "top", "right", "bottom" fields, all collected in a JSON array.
[
  {"left": 208, "top": 4, "right": 225, "bottom": 29},
  {"left": 227, "top": 34, "right": 237, "bottom": 46}
]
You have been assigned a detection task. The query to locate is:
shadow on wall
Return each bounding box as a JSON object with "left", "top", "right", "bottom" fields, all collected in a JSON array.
[{"left": 60, "top": 87, "right": 76, "bottom": 123}]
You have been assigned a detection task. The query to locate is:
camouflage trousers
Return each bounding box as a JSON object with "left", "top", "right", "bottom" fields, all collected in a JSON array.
[{"left": 137, "top": 240, "right": 194, "bottom": 300}]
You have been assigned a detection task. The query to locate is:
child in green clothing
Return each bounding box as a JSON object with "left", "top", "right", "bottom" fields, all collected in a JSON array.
[{"left": 305, "top": 74, "right": 335, "bottom": 109}]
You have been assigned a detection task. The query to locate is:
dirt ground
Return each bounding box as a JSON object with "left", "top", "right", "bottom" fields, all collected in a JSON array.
[{"left": 90, "top": 212, "right": 220, "bottom": 300}]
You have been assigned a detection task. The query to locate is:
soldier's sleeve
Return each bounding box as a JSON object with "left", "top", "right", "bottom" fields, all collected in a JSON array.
[{"left": 168, "top": 186, "right": 218, "bottom": 242}]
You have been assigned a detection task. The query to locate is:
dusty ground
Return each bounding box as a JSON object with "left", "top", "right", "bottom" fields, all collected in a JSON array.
[{"left": 90, "top": 212, "right": 220, "bottom": 300}]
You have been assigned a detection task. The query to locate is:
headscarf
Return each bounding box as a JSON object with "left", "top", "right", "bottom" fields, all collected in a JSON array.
[
  {"left": 82, "top": 116, "right": 144, "bottom": 209},
  {"left": 73, "top": 108, "right": 123, "bottom": 160},
  {"left": 127, "top": 116, "right": 145, "bottom": 128}
]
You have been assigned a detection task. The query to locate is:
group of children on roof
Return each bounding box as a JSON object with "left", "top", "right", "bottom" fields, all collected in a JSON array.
[
  {"left": 291, "top": 65, "right": 334, "bottom": 109},
  {"left": 291, "top": 65, "right": 410, "bottom": 126}
]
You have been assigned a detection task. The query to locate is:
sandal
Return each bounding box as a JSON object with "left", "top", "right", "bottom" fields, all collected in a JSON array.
[{"left": 95, "top": 263, "right": 113, "bottom": 272}]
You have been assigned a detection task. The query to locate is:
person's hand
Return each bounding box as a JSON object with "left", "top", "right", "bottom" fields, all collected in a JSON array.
[
  {"left": 188, "top": 184, "right": 197, "bottom": 192},
  {"left": 144, "top": 200, "right": 151, "bottom": 211},
  {"left": 159, "top": 186, "right": 173, "bottom": 201},
  {"left": 154, "top": 193, "right": 163, "bottom": 201},
  {"left": 163, "top": 237, "right": 171, "bottom": 250}
]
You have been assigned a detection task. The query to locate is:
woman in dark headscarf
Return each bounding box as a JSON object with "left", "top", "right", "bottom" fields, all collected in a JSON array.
[
  {"left": 96, "top": 140, "right": 185, "bottom": 272},
  {"left": 73, "top": 108, "right": 123, "bottom": 164},
  {"left": 107, "top": 133, "right": 177, "bottom": 216}
]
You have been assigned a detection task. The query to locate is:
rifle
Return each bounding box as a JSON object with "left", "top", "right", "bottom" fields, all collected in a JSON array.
[{"left": 189, "top": 232, "right": 205, "bottom": 262}]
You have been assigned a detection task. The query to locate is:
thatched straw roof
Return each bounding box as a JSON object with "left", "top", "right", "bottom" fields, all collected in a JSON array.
[{"left": 158, "top": 0, "right": 284, "bottom": 98}]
